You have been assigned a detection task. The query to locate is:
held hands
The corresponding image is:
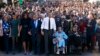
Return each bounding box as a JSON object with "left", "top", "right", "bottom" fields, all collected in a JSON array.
[
  {"left": 18, "top": 31, "right": 32, "bottom": 37},
  {"left": 41, "top": 30, "right": 44, "bottom": 36},
  {"left": 87, "top": 24, "right": 91, "bottom": 27},
  {"left": 18, "top": 33, "right": 20, "bottom": 37},
  {"left": 28, "top": 31, "right": 32, "bottom": 35},
  {"left": 75, "top": 32, "right": 80, "bottom": 37}
]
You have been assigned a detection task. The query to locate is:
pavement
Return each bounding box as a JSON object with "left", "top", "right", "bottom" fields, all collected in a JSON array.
[{"left": 0, "top": 52, "right": 100, "bottom": 56}]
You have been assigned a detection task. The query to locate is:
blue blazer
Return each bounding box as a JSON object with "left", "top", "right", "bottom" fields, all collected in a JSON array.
[{"left": 30, "top": 19, "right": 42, "bottom": 35}]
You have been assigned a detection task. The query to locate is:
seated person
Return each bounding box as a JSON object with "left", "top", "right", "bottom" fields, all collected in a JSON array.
[
  {"left": 53, "top": 27, "right": 68, "bottom": 54},
  {"left": 68, "top": 24, "right": 81, "bottom": 53}
]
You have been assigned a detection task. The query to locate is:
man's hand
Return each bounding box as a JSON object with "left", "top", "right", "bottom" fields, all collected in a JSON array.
[
  {"left": 54, "top": 31, "right": 56, "bottom": 33},
  {"left": 18, "top": 33, "right": 20, "bottom": 37},
  {"left": 28, "top": 31, "right": 32, "bottom": 35},
  {"left": 41, "top": 30, "right": 44, "bottom": 36}
]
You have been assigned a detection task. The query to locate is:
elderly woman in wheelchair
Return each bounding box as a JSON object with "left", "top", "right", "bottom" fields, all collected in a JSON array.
[{"left": 53, "top": 27, "right": 68, "bottom": 54}]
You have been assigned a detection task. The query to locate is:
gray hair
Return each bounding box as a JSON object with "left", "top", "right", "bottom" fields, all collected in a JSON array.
[{"left": 3, "top": 13, "right": 11, "bottom": 19}]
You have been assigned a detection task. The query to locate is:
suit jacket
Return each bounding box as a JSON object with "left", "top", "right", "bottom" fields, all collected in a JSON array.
[
  {"left": 55, "top": 16, "right": 62, "bottom": 28},
  {"left": 61, "top": 19, "right": 70, "bottom": 34},
  {"left": 86, "top": 19, "right": 96, "bottom": 36},
  {"left": 30, "top": 19, "right": 42, "bottom": 35}
]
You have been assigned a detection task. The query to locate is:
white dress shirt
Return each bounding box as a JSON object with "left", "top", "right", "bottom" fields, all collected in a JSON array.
[
  {"left": 0, "top": 19, "right": 3, "bottom": 36},
  {"left": 41, "top": 17, "right": 56, "bottom": 31}
]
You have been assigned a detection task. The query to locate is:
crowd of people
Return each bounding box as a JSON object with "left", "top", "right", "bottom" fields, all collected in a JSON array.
[{"left": 0, "top": 0, "right": 100, "bottom": 55}]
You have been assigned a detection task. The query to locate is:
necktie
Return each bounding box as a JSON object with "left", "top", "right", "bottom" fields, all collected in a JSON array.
[{"left": 49, "top": 18, "right": 50, "bottom": 30}]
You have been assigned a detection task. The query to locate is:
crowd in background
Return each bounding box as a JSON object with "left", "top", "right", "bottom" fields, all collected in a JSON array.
[{"left": 0, "top": 0, "right": 100, "bottom": 55}]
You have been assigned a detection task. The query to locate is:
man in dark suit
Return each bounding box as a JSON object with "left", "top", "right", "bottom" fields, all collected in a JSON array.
[
  {"left": 29, "top": 14, "right": 42, "bottom": 54},
  {"left": 55, "top": 13, "right": 62, "bottom": 29},
  {"left": 86, "top": 14, "right": 96, "bottom": 51},
  {"left": 96, "top": 19, "right": 100, "bottom": 52},
  {"left": 61, "top": 15, "right": 70, "bottom": 35}
]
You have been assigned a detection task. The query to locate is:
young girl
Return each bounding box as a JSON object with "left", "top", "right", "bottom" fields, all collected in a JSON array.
[{"left": 53, "top": 27, "right": 68, "bottom": 54}]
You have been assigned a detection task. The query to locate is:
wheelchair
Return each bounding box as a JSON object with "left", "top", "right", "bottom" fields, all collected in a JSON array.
[{"left": 53, "top": 38, "right": 67, "bottom": 54}]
